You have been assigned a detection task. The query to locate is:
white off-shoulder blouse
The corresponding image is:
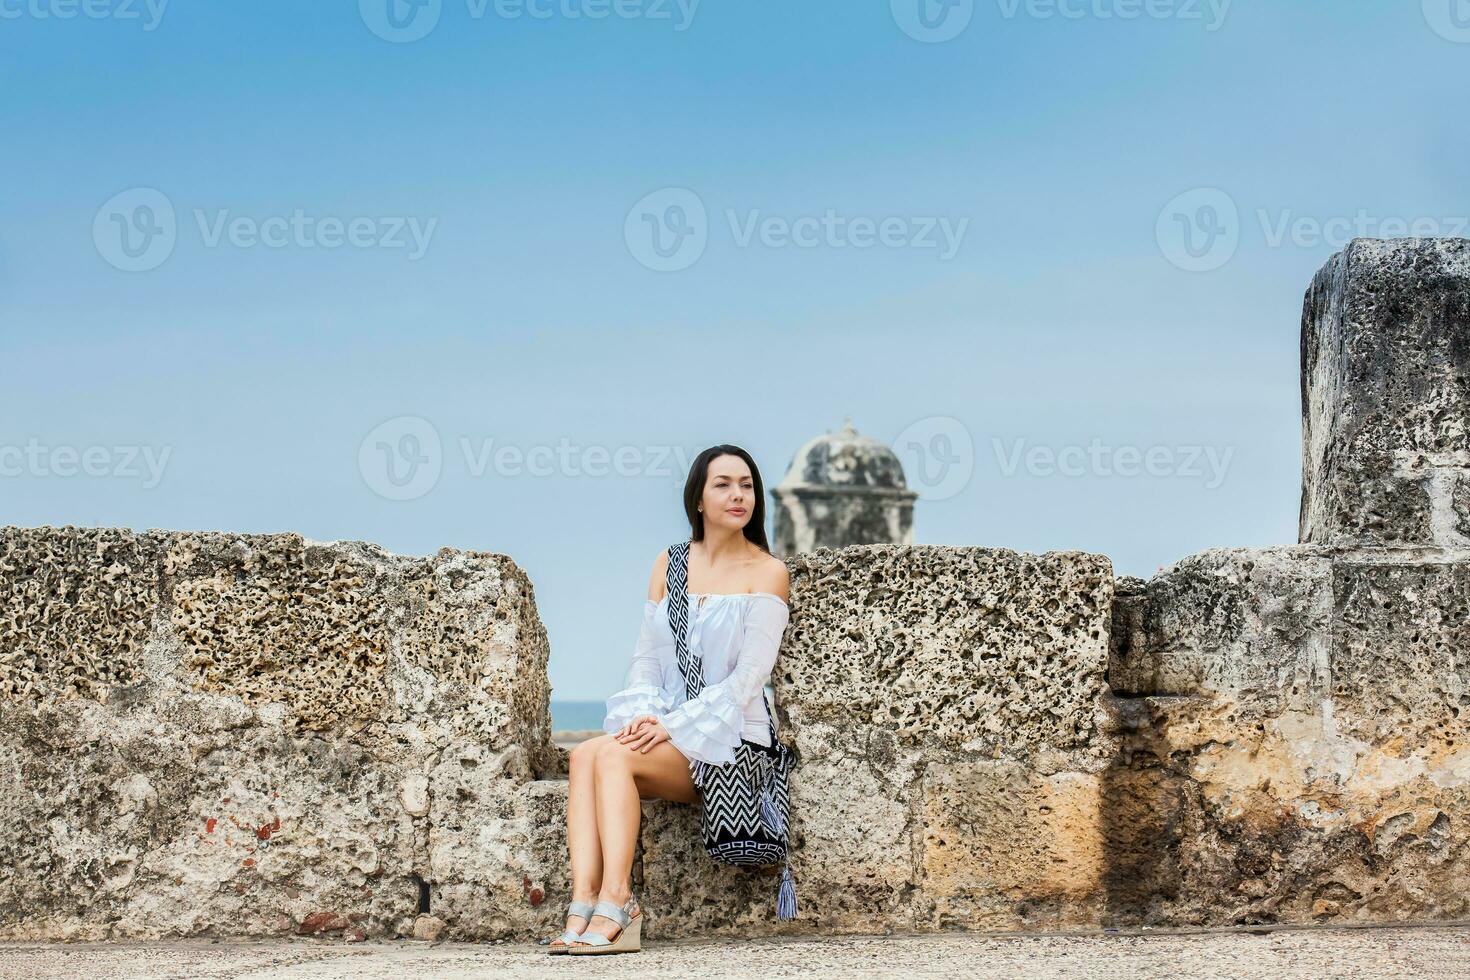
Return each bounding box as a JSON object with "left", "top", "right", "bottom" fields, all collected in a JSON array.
[{"left": 602, "top": 590, "right": 790, "bottom": 770}]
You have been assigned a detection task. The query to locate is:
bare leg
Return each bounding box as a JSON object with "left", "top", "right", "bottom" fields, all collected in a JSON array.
[
  {"left": 574, "top": 737, "right": 697, "bottom": 943},
  {"left": 552, "top": 737, "right": 606, "bottom": 946}
]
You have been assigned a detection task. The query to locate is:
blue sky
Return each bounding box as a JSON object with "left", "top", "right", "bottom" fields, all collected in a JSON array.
[{"left": 2, "top": 1, "right": 1466, "bottom": 699}]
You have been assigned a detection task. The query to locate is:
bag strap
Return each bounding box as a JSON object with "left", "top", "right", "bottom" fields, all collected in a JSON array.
[
  {"left": 666, "top": 539, "right": 705, "bottom": 702},
  {"left": 668, "top": 538, "right": 720, "bottom": 790}
]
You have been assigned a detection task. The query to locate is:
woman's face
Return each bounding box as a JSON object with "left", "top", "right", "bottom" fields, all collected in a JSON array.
[{"left": 701, "top": 454, "right": 754, "bottom": 532}]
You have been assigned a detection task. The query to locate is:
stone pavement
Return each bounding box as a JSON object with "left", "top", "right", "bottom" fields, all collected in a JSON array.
[{"left": 3, "top": 925, "right": 1469, "bottom": 979}]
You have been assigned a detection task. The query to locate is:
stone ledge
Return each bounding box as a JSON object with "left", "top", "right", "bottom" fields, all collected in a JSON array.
[{"left": 0, "top": 525, "right": 554, "bottom": 942}]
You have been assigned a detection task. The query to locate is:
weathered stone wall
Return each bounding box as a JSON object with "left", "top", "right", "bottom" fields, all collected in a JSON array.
[
  {"left": 0, "top": 526, "right": 556, "bottom": 941},
  {"left": 0, "top": 531, "right": 1117, "bottom": 942},
  {"left": 1108, "top": 546, "right": 1470, "bottom": 926},
  {"left": 5, "top": 534, "right": 1470, "bottom": 940},
  {"left": 1300, "top": 238, "right": 1470, "bottom": 548}
]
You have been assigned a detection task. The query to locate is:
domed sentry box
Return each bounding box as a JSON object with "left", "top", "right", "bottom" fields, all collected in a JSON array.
[{"left": 770, "top": 418, "right": 919, "bottom": 558}]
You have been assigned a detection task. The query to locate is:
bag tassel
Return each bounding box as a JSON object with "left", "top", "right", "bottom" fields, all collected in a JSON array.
[
  {"left": 776, "top": 860, "right": 798, "bottom": 920},
  {"left": 758, "top": 777, "right": 786, "bottom": 840}
]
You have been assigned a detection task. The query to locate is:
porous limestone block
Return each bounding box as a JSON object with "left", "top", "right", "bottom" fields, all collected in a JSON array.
[
  {"left": 1108, "top": 546, "right": 1334, "bottom": 714},
  {"left": 422, "top": 748, "right": 566, "bottom": 939},
  {"left": 1330, "top": 554, "right": 1470, "bottom": 746},
  {"left": 1112, "top": 544, "right": 1470, "bottom": 927},
  {"left": 0, "top": 525, "right": 554, "bottom": 941},
  {"left": 0, "top": 695, "right": 420, "bottom": 941},
  {"left": 919, "top": 758, "right": 1107, "bottom": 930},
  {"left": 394, "top": 547, "right": 553, "bottom": 757},
  {"left": 164, "top": 530, "right": 552, "bottom": 754},
  {"left": 1117, "top": 694, "right": 1470, "bottom": 927},
  {"left": 0, "top": 526, "right": 161, "bottom": 699},
  {"left": 1300, "top": 238, "right": 1470, "bottom": 547},
  {"left": 1114, "top": 545, "right": 1470, "bottom": 741},
  {"left": 778, "top": 544, "right": 1115, "bottom": 762},
  {"left": 167, "top": 531, "right": 395, "bottom": 730},
  {"left": 780, "top": 721, "right": 923, "bottom": 929}
]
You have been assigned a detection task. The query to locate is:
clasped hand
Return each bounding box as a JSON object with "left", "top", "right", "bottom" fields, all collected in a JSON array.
[{"left": 615, "top": 714, "right": 670, "bottom": 753}]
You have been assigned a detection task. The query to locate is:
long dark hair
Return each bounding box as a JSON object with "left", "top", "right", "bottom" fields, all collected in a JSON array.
[{"left": 682, "top": 444, "right": 772, "bottom": 553}]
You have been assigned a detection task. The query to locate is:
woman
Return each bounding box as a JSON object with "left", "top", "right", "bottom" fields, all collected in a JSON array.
[{"left": 542, "top": 444, "right": 791, "bottom": 955}]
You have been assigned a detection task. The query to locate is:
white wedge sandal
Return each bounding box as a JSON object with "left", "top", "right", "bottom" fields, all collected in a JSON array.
[
  {"left": 565, "top": 895, "right": 642, "bottom": 955},
  {"left": 538, "top": 899, "right": 595, "bottom": 953}
]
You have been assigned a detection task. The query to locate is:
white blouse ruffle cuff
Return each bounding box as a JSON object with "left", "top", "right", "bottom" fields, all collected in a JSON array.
[
  {"left": 602, "top": 684, "right": 673, "bottom": 733},
  {"left": 658, "top": 685, "right": 744, "bottom": 765}
]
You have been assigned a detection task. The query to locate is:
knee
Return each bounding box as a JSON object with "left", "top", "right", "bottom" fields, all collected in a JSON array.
[
  {"left": 593, "top": 736, "right": 633, "bottom": 772},
  {"left": 569, "top": 736, "right": 605, "bottom": 771}
]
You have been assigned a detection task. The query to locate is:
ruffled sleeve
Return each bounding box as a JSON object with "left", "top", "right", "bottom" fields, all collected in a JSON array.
[
  {"left": 602, "top": 600, "right": 676, "bottom": 733},
  {"left": 659, "top": 595, "right": 790, "bottom": 765}
]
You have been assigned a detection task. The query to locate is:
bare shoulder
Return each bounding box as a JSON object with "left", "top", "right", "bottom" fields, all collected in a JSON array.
[
  {"left": 646, "top": 548, "right": 670, "bottom": 603},
  {"left": 758, "top": 553, "right": 790, "bottom": 603}
]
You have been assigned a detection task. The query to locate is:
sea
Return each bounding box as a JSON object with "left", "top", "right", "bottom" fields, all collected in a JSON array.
[{"left": 550, "top": 699, "right": 605, "bottom": 732}]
